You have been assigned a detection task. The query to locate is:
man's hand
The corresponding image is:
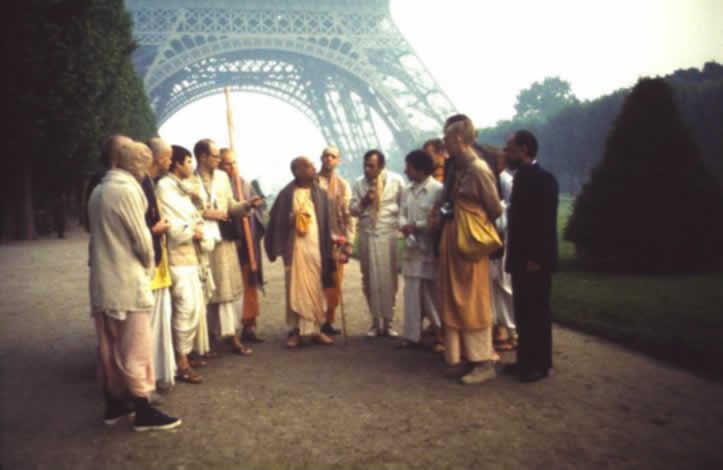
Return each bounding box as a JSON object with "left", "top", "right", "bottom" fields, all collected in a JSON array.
[
  {"left": 400, "top": 224, "right": 414, "bottom": 237},
  {"left": 362, "top": 187, "right": 376, "bottom": 207},
  {"left": 193, "top": 226, "right": 204, "bottom": 241},
  {"left": 526, "top": 260, "right": 541, "bottom": 272},
  {"left": 151, "top": 219, "right": 170, "bottom": 235},
  {"left": 248, "top": 196, "right": 264, "bottom": 208},
  {"left": 203, "top": 208, "right": 228, "bottom": 221}
]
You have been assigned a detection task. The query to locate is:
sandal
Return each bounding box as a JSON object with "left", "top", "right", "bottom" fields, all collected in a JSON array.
[
  {"left": 495, "top": 340, "right": 515, "bottom": 351},
  {"left": 176, "top": 367, "right": 202, "bottom": 384},
  {"left": 203, "top": 350, "right": 219, "bottom": 359},
  {"left": 231, "top": 343, "right": 253, "bottom": 356},
  {"left": 189, "top": 358, "right": 207, "bottom": 368}
]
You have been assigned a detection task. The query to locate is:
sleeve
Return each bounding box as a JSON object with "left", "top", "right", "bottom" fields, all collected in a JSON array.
[
  {"left": 119, "top": 187, "right": 154, "bottom": 269},
  {"left": 157, "top": 181, "right": 195, "bottom": 248},
  {"left": 478, "top": 166, "right": 503, "bottom": 220},
  {"left": 399, "top": 190, "right": 409, "bottom": 228},
  {"left": 349, "top": 179, "right": 364, "bottom": 217},
  {"left": 342, "top": 179, "right": 356, "bottom": 244}
]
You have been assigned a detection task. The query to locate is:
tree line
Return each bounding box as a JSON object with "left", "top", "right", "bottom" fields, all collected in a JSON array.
[
  {"left": 3, "top": 0, "right": 157, "bottom": 240},
  {"left": 475, "top": 63, "right": 723, "bottom": 195}
]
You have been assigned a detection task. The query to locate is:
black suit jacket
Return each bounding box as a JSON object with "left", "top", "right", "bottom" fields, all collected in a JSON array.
[{"left": 505, "top": 162, "right": 559, "bottom": 274}]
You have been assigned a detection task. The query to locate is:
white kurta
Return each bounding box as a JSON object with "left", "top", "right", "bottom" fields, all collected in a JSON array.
[
  {"left": 157, "top": 174, "right": 209, "bottom": 356},
  {"left": 400, "top": 176, "right": 443, "bottom": 342},
  {"left": 350, "top": 170, "right": 406, "bottom": 324}
]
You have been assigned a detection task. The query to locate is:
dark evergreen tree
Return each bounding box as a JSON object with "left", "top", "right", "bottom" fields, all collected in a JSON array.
[{"left": 564, "top": 78, "right": 723, "bottom": 273}]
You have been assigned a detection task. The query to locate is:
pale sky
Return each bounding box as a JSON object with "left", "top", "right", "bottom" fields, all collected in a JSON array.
[{"left": 159, "top": 0, "right": 723, "bottom": 193}]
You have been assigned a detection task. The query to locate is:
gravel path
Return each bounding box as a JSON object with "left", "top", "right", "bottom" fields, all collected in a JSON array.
[{"left": 1, "top": 227, "right": 722, "bottom": 469}]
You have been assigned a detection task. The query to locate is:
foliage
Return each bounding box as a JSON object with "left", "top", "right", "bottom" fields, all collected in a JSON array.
[
  {"left": 564, "top": 78, "right": 723, "bottom": 273},
  {"left": 477, "top": 63, "right": 723, "bottom": 195},
  {"left": 514, "top": 76, "right": 579, "bottom": 122},
  {"left": 4, "top": 0, "right": 157, "bottom": 239}
]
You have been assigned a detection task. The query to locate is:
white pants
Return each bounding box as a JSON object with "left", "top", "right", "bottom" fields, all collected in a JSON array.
[
  {"left": 402, "top": 277, "right": 441, "bottom": 342},
  {"left": 170, "top": 266, "right": 205, "bottom": 356},
  {"left": 150, "top": 287, "right": 176, "bottom": 386}
]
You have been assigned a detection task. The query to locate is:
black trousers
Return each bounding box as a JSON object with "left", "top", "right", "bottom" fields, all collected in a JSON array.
[{"left": 511, "top": 270, "right": 552, "bottom": 374}]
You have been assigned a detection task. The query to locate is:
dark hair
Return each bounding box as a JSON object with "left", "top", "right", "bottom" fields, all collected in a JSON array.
[
  {"left": 423, "top": 138, "right": 445, "bottom": 154},
  {"left": 170, "top": 145, "right": 192, "bottom": 172},
  {"left": 363, "top": 149, "right": 385, "bottom": 168},
  {"left": 513, "top": 130, "right": 538, "bottom": 157},
  {"left": 193, "top": 138, "right": 213, "bottom": 160},
  {"left": 405, "top": 149, "right": 435, "bottom": 176}
]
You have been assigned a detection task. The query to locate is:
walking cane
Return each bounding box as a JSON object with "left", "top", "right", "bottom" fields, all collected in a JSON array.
[{"left": 333, "top": 239, "right": 349, "bottom": 347}]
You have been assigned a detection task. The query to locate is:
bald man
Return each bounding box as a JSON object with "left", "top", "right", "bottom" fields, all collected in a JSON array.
[
  {"left": 265, "top": 157, "right": 336, "bottom": 348},
  {"left": 88, "top": 136, "right": 181, "bottom": 431},
  {"left": 317, "top": 146, "right": 356, "bottom": 336},
  {"left": 219, "top": 148, "right": 267, "bottom": 345}
]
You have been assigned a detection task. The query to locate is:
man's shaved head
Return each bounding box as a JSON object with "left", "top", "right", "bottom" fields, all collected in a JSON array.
[
  {"left": 147, "top": 137, "right": 171, "bottom": 160},
  {"left": 102, "top": 135, "right": 134, "bottom": 169}
]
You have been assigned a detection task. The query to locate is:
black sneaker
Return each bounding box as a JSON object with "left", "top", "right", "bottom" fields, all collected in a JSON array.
[
  {"left": 133, "top": 405, "right": 182, "bottom": 432},
  {"left": 103, "top": 397, "right": 134, "bottom": 425},
  {"left": 321, "top": 322, "right": 341, "bottom": 336}
]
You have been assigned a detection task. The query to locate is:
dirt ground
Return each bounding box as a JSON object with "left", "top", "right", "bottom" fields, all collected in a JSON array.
[{"left": 1, "top": 226, "right": 722, "bottom": 470}]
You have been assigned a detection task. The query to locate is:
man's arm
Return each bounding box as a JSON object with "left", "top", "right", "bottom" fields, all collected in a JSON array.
[
  {"left": 341, "top": 179, "right": 356, "bottom": 246},
  {"left": 119, "top": 186, "right": 154, "bottom": 269}
]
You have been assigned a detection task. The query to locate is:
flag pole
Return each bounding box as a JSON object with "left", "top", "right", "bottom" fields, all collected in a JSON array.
[{"left": 224, "top": 87, "right": 258, "bottom": 274}]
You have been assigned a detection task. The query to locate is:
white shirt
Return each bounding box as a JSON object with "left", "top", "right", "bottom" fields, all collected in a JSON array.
[{"left": 399, "top": 176, "right": 443, "bottom": 278}]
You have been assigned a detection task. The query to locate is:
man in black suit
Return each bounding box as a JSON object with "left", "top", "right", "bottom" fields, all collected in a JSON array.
[{"left": 504, "top": 130, "right": 559, "bottom": 382}]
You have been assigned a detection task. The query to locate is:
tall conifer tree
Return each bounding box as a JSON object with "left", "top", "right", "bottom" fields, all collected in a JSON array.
[{"left": 565, "top": 78, "right": 723, "bottom": 273}]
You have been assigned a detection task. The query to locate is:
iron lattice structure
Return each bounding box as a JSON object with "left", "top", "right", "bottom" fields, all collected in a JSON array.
[{"left": 126, "top": 0, "right": 456, "bottom": 163}]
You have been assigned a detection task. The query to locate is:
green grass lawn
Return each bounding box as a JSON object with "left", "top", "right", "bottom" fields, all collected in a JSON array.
[
  {"left": 553, "top": 196, "right": 723, "bottom": 380},
  {"left": 348, "top": 196, "right": 723, "bottom": 380}
]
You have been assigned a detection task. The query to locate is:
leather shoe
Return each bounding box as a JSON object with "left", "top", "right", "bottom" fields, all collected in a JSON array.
[{"left": 519, "top": 369, "right": 549, "bottom": 383}]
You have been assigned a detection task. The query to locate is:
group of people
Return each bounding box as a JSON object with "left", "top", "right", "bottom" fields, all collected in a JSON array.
[{"left": 86, "top": 113, "right": 558, "bottom": 433}]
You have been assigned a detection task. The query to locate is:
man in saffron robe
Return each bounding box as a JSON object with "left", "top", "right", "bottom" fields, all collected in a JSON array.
[
  {"left": 265, "top": 157, "right": 336, "bottom": 348},
  {"left": 317, "top": 145, "right": 356, "bottom": 336},
  {"left": 434, "top": 115, "right": 502, "bottom": 384},
  {"left": 219, "top": 148, "right": 267, "bottom": 344}
]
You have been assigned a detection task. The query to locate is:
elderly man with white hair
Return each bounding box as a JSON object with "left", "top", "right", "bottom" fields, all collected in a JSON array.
[{"left": 88, "top": 136, "right": 181, "bottom": 432}]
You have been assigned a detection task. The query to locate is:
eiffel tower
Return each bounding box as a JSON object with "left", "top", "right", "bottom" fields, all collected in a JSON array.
[{"left": 127, "top": 0, "right": 456, "bottom": 165}]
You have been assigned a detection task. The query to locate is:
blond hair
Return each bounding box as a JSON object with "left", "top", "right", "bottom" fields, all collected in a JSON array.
[{"left": 444, "top": 117, "right": 477, "bottom": 145}]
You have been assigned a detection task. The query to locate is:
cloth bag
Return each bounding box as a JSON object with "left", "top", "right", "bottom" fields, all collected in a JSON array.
[{"left": 455, "top": 202, "right": 502, "bottom": 261}]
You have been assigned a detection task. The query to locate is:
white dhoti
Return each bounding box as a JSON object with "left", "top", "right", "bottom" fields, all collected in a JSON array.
[
  {"left": 169, "top": 265, "right": 205, "bottom": 355},
  {"left": 207, "top": 301, "right": 240, "bottom": 339},
  {"left": 358, "top": 233, "right": 398, "bottom": 323},
  {"left": 403, "top": 277, "right": 441, "bottom": 342},
  {"left": 150, "top": 287, "right": 176, "bottom": 386}
]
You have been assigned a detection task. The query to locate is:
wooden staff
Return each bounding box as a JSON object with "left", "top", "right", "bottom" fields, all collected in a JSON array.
[{"left": 224, "top": 87, "right": 258, "bottom": 273}]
